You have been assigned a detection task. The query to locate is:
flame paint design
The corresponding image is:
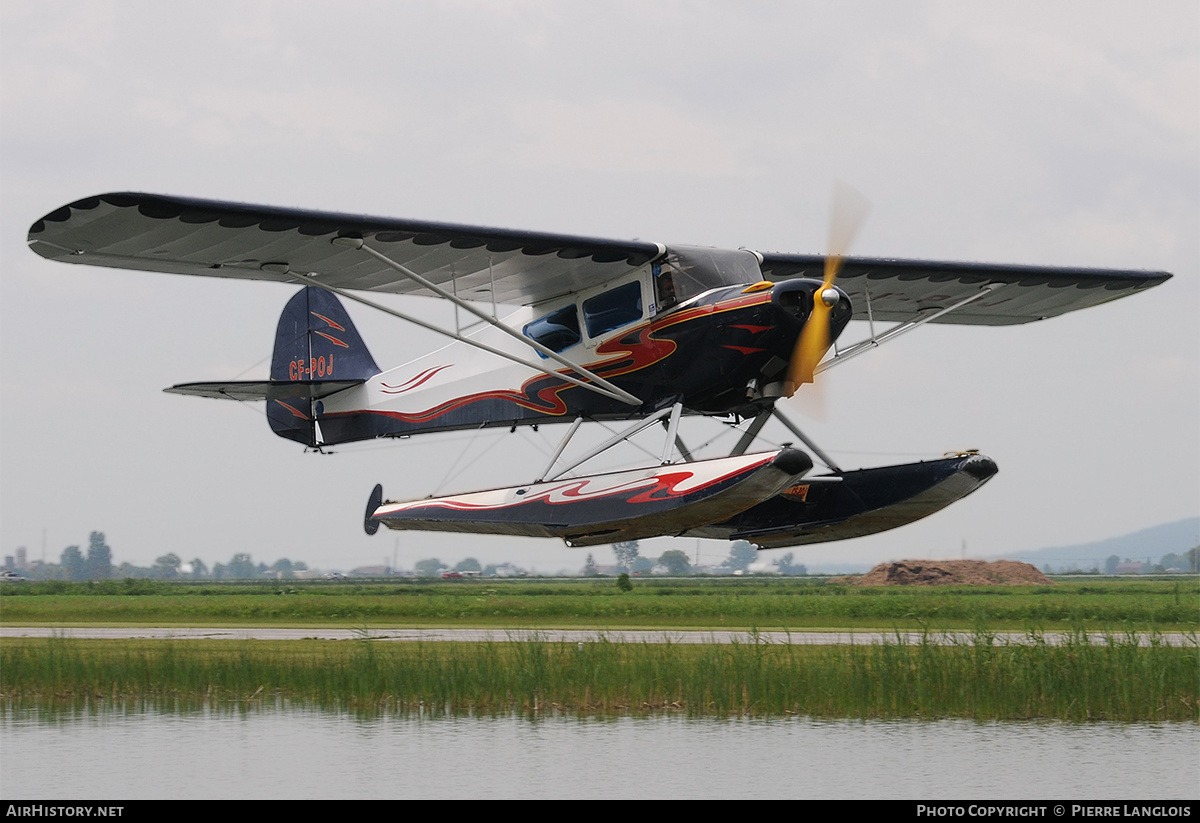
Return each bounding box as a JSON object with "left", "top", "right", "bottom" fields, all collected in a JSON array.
[
  {"left": 380, "top": 365, "right": 454, "bottom": 394},
  {"left": 274, "top": 399, "right": 310, "bottom": 420},
  {"left": 310, "top": 312, "right": 346, "bottom": 331},
  {"left": 376, "top": 453, "right": 774, "bottom": 516},
  {"left": 313, "top": 330, "right": 349, "bottom": 348},
  {"left": 333, "top": 291, "right": 773, "bottom": 425}
]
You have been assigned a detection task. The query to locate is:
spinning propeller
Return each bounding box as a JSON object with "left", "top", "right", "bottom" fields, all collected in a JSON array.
[{"left": 783, "top": 181, "right": 871, "bottom": 397}]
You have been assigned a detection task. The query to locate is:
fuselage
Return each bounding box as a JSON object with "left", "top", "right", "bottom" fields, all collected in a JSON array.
[{"left": 313, "top": 270, "right": 852, "bottom": 447}]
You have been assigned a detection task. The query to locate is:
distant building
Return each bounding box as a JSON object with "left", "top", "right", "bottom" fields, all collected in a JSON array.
[
  {"left": 489, "top": 563, "right": 527, "bottom": 578},
  {"left": 16, "top": 547, "right": 27, "bottom": 570},
  {"left": 350, "top": 565, "right": 391, "bottom": 577}
]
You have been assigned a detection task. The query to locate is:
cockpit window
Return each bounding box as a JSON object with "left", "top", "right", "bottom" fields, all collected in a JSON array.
[
  {"left": 582, "top": 281, "right": 643, "bottom": 338},
  {"left": 655, "top": 246, "right": 763, "bottom": 309},
  {"left": 523, "top": 305, "right": 581, "bottom": 356}
]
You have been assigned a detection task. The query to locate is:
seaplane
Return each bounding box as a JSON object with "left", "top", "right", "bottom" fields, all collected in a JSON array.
[{"left": 27, "top": 190, "right": 1170, "bottom": 550}]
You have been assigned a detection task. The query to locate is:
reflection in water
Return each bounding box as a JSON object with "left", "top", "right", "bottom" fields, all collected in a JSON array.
[{"left": 2, "top": 707, "right": 1196, "bottom": 799}]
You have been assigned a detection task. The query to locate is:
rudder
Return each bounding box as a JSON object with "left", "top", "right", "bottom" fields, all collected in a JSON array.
[{"left": 266, "top": 287, "right": 380, "bottom": 445}]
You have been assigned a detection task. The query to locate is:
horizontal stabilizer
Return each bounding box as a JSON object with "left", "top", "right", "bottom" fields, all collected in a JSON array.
[
  {"left": 163, "top": 285, "right": 380, "bottom": 446},
  {"left": 165, "top": 380, "right": 364, "bottom": 401}
]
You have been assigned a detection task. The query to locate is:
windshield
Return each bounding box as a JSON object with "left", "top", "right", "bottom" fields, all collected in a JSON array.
[{"left": 654, "top": 246, "right": 763, "bottom": 310}]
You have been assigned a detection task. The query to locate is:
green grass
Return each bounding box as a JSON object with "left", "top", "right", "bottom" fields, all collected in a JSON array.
[
  {"left": 2, "top": 577, "right": 1197, "bottom": 630},
  {"left": 2, "top": 631, "right": 1196, "bottom": 721}
]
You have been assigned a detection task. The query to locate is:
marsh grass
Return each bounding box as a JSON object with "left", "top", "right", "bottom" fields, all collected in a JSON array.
[{"left": 3, "top": 630, "right": 1196, "bottom": 721}]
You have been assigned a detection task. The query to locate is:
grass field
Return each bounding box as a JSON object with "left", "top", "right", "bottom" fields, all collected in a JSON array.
[{"left": 1, "top": 576, "right": 1197, "bottom": 630}]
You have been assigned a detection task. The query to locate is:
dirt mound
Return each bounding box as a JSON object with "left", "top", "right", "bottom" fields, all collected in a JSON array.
[{"left": 838, "top": 559, "right": 1052, "bottom": 586}]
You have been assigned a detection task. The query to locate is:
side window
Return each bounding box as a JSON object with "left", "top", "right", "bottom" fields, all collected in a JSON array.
[
  {"left": 582, "top": 281, "right": 643, "bottom": 338},
  {"left": 523, "top": 305, "right": 581, "bottom": 357}
]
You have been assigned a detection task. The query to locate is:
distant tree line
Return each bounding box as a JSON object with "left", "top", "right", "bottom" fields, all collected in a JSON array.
[
  {"left": 11, "top": 533, "right": 1195, "bottom": 581},
  {"left": 411, "top": 558, "right": 527, "bottom": 578},
  {"left": 607, "top": 540, "right": 809, "bottom": 577},
  {"left": 1044, "top": 549, "right": 1199, "bottom": 575},
  {"left": 6, "top": 533, "right": 308, "bottom": 581}
]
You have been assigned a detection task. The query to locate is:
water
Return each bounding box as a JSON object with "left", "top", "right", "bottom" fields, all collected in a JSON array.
[{"left": 2, "top": 709, "right": 1196, "bottom": 799}]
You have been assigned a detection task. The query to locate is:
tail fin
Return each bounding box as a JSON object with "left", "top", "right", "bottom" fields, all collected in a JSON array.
[{"left": 266, "top": 287, "right": 380, "bottom": 446}]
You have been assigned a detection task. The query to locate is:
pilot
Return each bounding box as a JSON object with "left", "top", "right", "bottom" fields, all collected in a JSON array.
[{"left": 655, "top": 268, "right": 677, "bottom": 310}]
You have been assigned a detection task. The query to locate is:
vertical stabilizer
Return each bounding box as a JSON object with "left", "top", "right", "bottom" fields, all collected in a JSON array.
[{"left": 266, "top": 287, "right": 380, "bottom": 445}]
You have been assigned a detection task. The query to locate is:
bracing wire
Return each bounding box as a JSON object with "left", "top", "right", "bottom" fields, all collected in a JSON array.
[
  {"left": 433, "top": 428, "right": 512, "bottom": 495},
  {"left": 432, "top": 425, "right": 487, "bottom": 496}
]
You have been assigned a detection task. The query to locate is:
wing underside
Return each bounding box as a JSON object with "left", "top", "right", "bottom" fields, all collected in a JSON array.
[
  {"left": 28, "top": 193, "right": 663, "bottom": 308},
  {"left": 28, "top": 193, "right": 1170, "bottom": 324},
  {"left": 759, "top": 254, "right": 1169, "bottom": 326}
]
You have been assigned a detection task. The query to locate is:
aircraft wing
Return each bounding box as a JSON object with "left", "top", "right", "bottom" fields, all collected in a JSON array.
[
  {"left": 30, "top": 193, "right": 1169, "bottom": 323},
  {"left": 759, "top": 254, "right": 1170, "bottom": 326},
  {"left": 28, "top": 193, "right": 664, "bottom": 307}
]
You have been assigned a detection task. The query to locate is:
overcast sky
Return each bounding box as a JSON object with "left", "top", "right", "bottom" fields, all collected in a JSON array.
[{"left": 2, "top": 1, "right": 1196, "bottom": 574}]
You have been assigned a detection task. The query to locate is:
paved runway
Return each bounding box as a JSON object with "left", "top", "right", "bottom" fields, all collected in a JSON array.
[{"left": 2, "top": 626, "right": 1194, "bottom": 645}]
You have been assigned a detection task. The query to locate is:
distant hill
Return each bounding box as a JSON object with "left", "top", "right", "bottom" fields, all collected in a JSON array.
[{"left": 993, "top": 517, "right": 1199, "bottom": 569}]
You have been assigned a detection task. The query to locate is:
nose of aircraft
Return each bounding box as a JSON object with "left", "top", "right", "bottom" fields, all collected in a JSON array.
[
  {"left": 765, "top": 278, "right": 855, "bottom": 395},
  {"left": 768, "top": 279, "right": 851, "bottom": 324}
]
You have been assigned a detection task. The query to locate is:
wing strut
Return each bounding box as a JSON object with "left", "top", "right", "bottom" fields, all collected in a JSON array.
[
  {"left": 330, "top": 237, "right": 641, "bottom": 406},
  {"left": 730, "top": 410, "right": 772, "bottom": 456},
  {"left": 674, "top": 435, "right": 695, "bottom": 462},
  {"left": 727, "top": 407, "right": 842, "bottom": 471},
  {"left": 285, "top": 274, "right": 635, "bottom": 406},
  {"left": 288, "top": 273, "right": 638, "bottom": 405},
  {"left": 537, "top": 416, "right": 584, "bottom": 482},
  {"left": 543, "top": 403, "right": 682, "bottom": 482},
  {"left": 816, "top": 283, "right": 1009, "bottom": 375},
  {"left": 771, "top": 407, "right": 842, "bottom": 472},
  {"left": 661, "top": 402, "right": 683, "bottom": 464}
]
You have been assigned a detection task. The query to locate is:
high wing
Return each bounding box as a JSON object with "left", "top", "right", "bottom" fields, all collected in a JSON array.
[
  {"left": 27, "top": 193, "right": 664, "bottom": 307},
  {"left": 29, "top": 192, "right": 1169, "bottom": 323},
  {"left": 759, "top": 253, "right": 1169, "bottom": 326}
]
